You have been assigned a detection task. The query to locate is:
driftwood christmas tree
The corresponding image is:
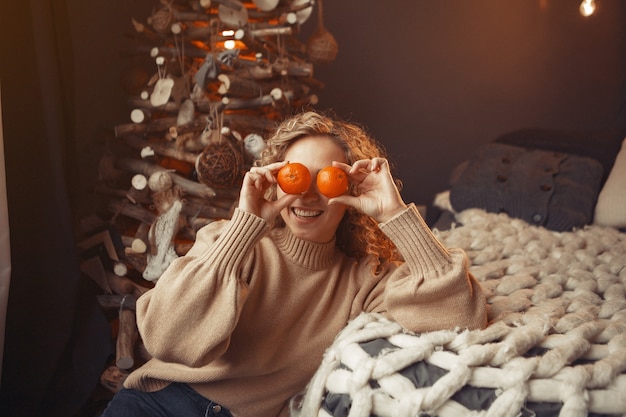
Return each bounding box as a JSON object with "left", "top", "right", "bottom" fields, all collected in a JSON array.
[{"left": 78, "top": 0, "right": 337, "bottom": 394}]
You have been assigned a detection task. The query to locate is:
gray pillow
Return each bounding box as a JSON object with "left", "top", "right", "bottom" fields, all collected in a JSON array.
[{"left": 449, "top": 143, "right": 603, "bottom": 231}]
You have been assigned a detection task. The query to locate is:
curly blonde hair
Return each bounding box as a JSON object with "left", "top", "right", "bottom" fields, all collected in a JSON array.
[{"left": 257, "top": 110, "right": 402, "bottom": 274}]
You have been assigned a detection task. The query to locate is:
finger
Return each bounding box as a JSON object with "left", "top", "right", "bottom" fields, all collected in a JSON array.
[
  {"left": 331, "top": 161, "right": 351, "bottom": 171},
  {"left": 347, "top": 160, "right": 370, "bottom": 177},
  {"left": 328, "top": 194, "right": 360, "bottom": 210},
  {"left": 249, "top": 167, "right": 277, "bottom": 185},
  {"left": 243, "top": 171, "right": 259, "bottom": 187},
  {"left": 371, "top": 157, "right": 388, "bottom": 171},
  {"left": 264, "top": 168, "right": 277, "bottom": 183},
  {"left": 273, "top": 193, "right": 299, "bottom": 212},
  {"left": 259, "top": 160, "right": 288, "bottom": 171},
  {"left": 251, "top": 161, "right": 286, "bottom": 174}
]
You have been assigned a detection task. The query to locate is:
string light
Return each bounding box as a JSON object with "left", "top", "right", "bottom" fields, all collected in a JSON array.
[
  {"left": 221, "top": 30, "right": 236, "bottom": 50},
  {"left": 579, "top": 0, "right": 596, "bottom": 17}
]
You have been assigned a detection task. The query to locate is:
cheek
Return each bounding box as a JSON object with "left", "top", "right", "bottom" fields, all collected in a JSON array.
[{"left": 327, "top": 204, "right": 348, "bottom": 224}]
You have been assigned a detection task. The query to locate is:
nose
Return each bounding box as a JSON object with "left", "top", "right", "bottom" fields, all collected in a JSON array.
[{"left": 300, "top": 179, "right": 320, "bottom": 202}]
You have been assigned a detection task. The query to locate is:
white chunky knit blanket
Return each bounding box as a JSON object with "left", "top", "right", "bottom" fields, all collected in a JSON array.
[{"left": 293, "top": 208, "right": 626, "bottom": 417}]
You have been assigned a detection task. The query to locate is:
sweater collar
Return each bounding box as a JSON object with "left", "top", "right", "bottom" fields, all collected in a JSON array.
[{"left": 273, "top": 227, "right": 338, "bottom": 270}]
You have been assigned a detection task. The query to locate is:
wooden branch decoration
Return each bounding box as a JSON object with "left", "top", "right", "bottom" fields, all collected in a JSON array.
[
  {"left": 106, "top": 272, "right": 150, "bottom": 299},
  {"left": 109, "top": 200, "right": 157, "bottom": 225},
  {"left": 123, "top": 250, "right": 148, "bottom": 275},
  {"left": 121, "top": 134, "right": 198, "bottom": 165},
  {"left": 247, "top": 0, "right": 314, "bottom": 21},
  {"left": 249, "top": 26, "right": 293, "bottom": 38},
  {"left": 132, "top": 222, "right": 150, "bottom": 254},
  {"left": 116, "top": 111, "right": 276, "bottom": 138},
  {"left": 217, "top": 73, "right": 264, "bottom": 97},
  {"left": 116, "top": 308, "right": 138, "bottom": 370},
  {"left": 113, "top": 261, "right": 129, "bottom": 277},
  {"left": 126, "top": 174, "right": 149, "bottom": 204},
  {"left": 221, "top": 89, "right": 295, "bottom": 110},
  {"left": 97, "top": 183, "right": 235, "bottom": 220},
  {"left": 114, "top": 156, "right": 217, "bottom": 199},
  {"left": 97, "top": 294, "right": 137, "bottom": 310},
  {"left": 100, "top": 365, "right": 129, "bottom": 393}
]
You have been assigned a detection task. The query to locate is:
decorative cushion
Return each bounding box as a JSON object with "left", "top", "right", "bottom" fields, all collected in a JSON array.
[
  {"left": 449, "top": 143, "right": 603, "bottom": 231},
  {"left": 593, "top": 137, "right": 626, "bottom": 228},
  {"left": 495, "top": 127, "right": 626, "bottom": 186}
]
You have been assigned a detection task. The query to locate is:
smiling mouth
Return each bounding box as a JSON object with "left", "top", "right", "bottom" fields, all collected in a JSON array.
[{"left": 292, "top": 208, "right": 322, "bottom": 218}]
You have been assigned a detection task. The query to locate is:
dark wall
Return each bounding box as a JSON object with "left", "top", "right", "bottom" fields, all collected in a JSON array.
[
  {"left": 314, "top": 0, "right": 626, "bottom": 206},
  {"left": 69, "top": 0, "right": 626, "bottom": 212}
]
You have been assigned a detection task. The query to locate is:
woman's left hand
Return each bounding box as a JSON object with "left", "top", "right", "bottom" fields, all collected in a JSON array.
[{"left": 330, "top": 158, "right": 407, "bottom": 223}]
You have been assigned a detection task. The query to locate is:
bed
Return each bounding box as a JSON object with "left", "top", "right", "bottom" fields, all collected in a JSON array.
[{"left": 292, "top": 128, "right": 626, "bottom": 417}]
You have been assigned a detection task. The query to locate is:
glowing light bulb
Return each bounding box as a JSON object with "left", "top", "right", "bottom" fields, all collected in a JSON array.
[
  {"left": 224, "top": 40, "right": 236, "bottom": 50},
  {"left": 580, "top": 0, "right": 596, "bottom": 17}
]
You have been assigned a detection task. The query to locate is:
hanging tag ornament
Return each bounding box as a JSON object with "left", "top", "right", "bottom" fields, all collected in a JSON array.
[
  {"left": 150, "top": 78, "right": 174, "bottom": 107},
  {"left": 253, "top": 0, "right": 279, "bottom": 12},
  {"left": 176, "top": 99, "right": 195, "bottom": 126},
  {"left": 218, "top": 0, "right": 248, "bottom": 28},
  {"left": 293, "top": 0, "right": 313, "bottom": 24},
  {"left": 170, "top": 75, "right": 190, "bottom": 106}
]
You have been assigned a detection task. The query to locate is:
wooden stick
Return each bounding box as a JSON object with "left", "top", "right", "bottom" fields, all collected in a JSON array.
[
  {"left": 114, "top": 156, "right": 217, "bottom": 199},
  {"left": 249, "top": 26, "right": 293, "bottom": 38},
  {"left": 106, "top": 272, "right": 150, "bottom": 299},
  {"left": 217, "top": 73, "right": 263, "bottom": 97},
  {"left": 113, "top": 261, "right": 129, "bottom": 277},
  {"left": 116, "top": 308, "right": 138, "bottom": 370},
  {"left": 97, "top": 294, "right": 137, "bottom": 310},
  {"left": 100, "top": 365, "right": 129, "bottom": 393},
  {"left": 120, "top": 134, "right": 198, "bottom": 165},
  {"left": 221, "top": 90, "right": 295, "bottom": 110},
  {"left": 109, "top": 200, "right": 157, "bottom": 225},
  {"left": 124, "top": 250, "right": 148, "bottom": 275},
  {"left": 125, "top": 85, "right": 303, "bottom": 115},
  {"left": 97, "top": 183, "right": 236, "bottom": 219},
  {"left": 132, "top": 222, "right": 151, "bottom": 254},
  {"left": 115, "top": 111, "right": 276, "bottom": 137},
  {"left": 126, "top": 174, "right": 150, "bottom": 204}
]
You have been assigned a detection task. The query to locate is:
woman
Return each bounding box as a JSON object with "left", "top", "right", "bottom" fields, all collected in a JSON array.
[{"left": 102, "top": 110, "right": 487, "bottom": 417}]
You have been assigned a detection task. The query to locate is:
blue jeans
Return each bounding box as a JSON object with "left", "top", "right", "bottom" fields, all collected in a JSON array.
[{"left": 101, "top": 382, "right": 234, "bottom": 417}]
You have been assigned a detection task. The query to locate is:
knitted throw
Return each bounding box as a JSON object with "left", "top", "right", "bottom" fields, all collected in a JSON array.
[{"left": 293, "top": 209, "right": 626, "bottom": 417}]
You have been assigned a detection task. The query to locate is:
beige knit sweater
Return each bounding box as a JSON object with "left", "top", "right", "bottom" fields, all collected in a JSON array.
[{"left": 124, "top": 203, "right": 487, "bottom": 416}]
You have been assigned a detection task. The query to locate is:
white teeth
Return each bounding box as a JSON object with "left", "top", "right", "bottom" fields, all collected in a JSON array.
[{"left": 293, "top": 208, "right": 321, "bottom": 218}]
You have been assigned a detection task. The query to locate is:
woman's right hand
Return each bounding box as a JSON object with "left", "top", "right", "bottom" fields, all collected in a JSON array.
[{"left": 238, "top": 161, "right": 299, "bottom": 223}]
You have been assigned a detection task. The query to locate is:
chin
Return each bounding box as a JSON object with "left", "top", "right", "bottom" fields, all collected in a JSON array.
[{"left": 290, "top": 228, "right": 327, "bottom": 243}]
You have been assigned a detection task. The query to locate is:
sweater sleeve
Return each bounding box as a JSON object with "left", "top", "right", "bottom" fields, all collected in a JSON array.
[
  {"left": 377, "top": 203, "right": 488, "bottom": 332},
  {"left": 135, "top": 208, "right": 268, "bottom": 367}
]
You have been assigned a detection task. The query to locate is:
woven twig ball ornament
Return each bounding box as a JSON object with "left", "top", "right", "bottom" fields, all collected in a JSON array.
[
  {"left": 306, "top": 0, "right": 338, "bottom": 65},
  {"left": 195, "top": 135, "right": 244, "bottom": 189},
  {"left": 307, "top": 30, "right": 338, "bottom": 65},
  {"left": 149, "top": 8, "right": 173, "bottom": 34}
]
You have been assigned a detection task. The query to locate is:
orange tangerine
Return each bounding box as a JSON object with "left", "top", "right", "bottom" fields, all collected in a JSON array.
[
  {"left": 316, "top": 166, "right": 349, "bottom": 198},
  {"left": 276, "top": 162, "right": 312, "bottom": 194}
]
